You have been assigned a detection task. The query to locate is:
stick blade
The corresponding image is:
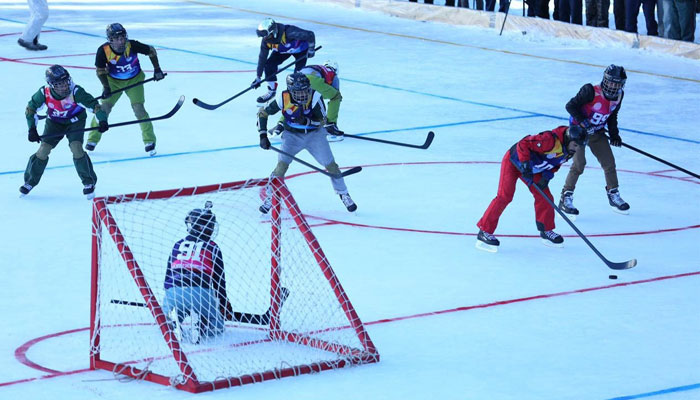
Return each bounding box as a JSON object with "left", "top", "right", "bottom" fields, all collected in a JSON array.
[
  {"left": 420, "top": 131, "right": 435, "bottom": 149},
  {"left": 340, "top": 166, "right": 362, "bottom": 177},
  {"left": 607, "top": 258, "right": 637, "bottom": 270},
  {"left": 192, "top": 97, "right": 218, "bottom": 110}
]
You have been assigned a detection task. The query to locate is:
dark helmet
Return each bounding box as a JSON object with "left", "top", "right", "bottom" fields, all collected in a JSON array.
[
  {"left": 256, "top": 18, "right": 277, "bottom": 38},
  {"left": 566, "top": 124, "right": 588, "bottom": 147},
  {"left": 286, "top": 72, "right": 312, "bottom": 103},
  {"left": 45, "top": 65, "right": 73, "bottom": 97},
  {"left": 601, "top": 64, "right": 626, "bottom": 100},
  {"left": 185, "top": 201, "right": 218, "bottom": 241},
  {"left": 106, "top": 23, "right": 128, "bottom": 52}
]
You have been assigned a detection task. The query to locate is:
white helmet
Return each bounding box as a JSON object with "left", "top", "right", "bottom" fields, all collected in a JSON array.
[{"left": 323, "top": 60, "right": 339, "bottom": 75}]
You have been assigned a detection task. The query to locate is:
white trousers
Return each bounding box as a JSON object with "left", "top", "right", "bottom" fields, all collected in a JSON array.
[{"left": 21, "top": 0, "right": 49, "bottom": 42}]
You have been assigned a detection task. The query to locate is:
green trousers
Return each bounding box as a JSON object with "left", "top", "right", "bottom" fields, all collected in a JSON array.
[{"left": 88, "top": 70, "right": 155, "bottom": 145}]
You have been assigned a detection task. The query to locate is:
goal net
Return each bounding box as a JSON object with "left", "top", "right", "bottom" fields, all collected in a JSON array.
[{"left": 89, "top": 178, "right": 379, "bottom": 393}]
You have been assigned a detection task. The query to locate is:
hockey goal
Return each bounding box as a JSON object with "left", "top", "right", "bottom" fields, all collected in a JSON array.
[{"left": 89, "top": 177, "right": 379, "bottom": 393}]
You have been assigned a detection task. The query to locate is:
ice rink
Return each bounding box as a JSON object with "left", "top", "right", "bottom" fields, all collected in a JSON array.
[{"left": 1, "top": 0, "right": 699, "bottom": 399}]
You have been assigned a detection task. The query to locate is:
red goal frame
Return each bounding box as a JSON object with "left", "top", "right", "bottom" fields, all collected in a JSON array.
[{"left": 89, "top": 178, "right": 379, "bottom": 393}]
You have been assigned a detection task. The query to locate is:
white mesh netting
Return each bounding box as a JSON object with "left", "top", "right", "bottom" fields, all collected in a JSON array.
[{"left": 90, "top": 180, "right": 377, "bottom": 389}]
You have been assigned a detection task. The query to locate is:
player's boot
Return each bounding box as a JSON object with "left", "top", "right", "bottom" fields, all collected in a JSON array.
[
  {"left": 325, "top": 123, "right": 344, "bottom": 142},
  {"left": 83, "top": 184, "right": 96, "bottom": 200},
  {"left": 145, "top": 142, "right": 157, "bottom": 157},
  {"left": 606, "top": 187, "right": 630, "bottom": 215},
  {"left": 339, "top": 193, "right": 357, "bottom": 212},
  {"left": 19, "top": 183, "right": 33, "bottom": 198},
  {"left": 559, "top": 190, "right": 579, "bottom": 221},
  {"left": 259, "top": 196, "right": 272, "bottom": 214},
  {"left": 540, "top": 230, "right": 564, "bottom": 248},
  {"left": 257, "top": 89, "right": 276, "bottom": 103},
  {"left": 85, "top": 142, "right": 97, "bottom": 151},
  {"left": 32, "top": 36, "right": 48, "bottom": 50},
  {"left": 475, "top": 229, "right": 500, "bottom": 253},
  {"left": 18, "top": 38, "right": 46, "bottom": 51}
]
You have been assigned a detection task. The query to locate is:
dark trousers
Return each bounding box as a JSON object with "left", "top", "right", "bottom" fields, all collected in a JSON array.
[
  {"left": 559, "top": 0, "right": 584, "bottom": 23},
  {"left": 527, "top": 0, "right": 552, "bottom": 17},
  {"left": 586, "top": 0, "right": 611, "bottom": 25},
  {"left": 625, "top": 0, "right": 659, "bottom": 34},
  {"left": 263, "top": 51, "right": 308, "bottom": 82},
  {"left": 614, "top": 0, "right": 627, "bottom": 28},
  {"left": 486, "top": 0, "right": 509, "bottom": 11}
]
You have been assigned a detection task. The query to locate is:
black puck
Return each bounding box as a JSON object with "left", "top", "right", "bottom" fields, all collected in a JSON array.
[{"left": 609, "top": 274, "right": 618, "bottom": 280}]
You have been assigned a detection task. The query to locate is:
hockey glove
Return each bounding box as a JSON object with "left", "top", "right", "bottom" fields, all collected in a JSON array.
[
  {"left": 28, "top": 126, "right": 40, "bottom": 143},
  {"left": 98, "top": 120, "right": 109, "bottom": 133},
  {"left": 580, "top": 119, "right": 596, "bottom": 135},
  {"left": 609, "top": 133, "right": 622, "bottom": 147},
  {"left": 520, "top": 161, "right": 534, "bottom": 185},
  {"left": 251, "top": 77, "right": 263, "bottom": 89},
  {"left": 101, "top": 86, "right": 111, "bottom": 99},
  {"left": 307, "top": 45, "right": 315, "bottom": 58},
  {"left": 270, "top": 122, "right": 284, "bottom": 136},
  {"left": 153, "top": 67, "right": 165, "bottom": 81},
  {"left": 259, "top": 132, "right": 271, "bottom": 150}
]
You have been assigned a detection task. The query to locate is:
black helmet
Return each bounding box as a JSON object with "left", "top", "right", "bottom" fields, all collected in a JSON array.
[
  {"left": 185, "top": 201, "right": 218, "bottom": 241},
  {"left": 106, "top": 23, "right": 128, "bottom": 52},
  {"left": 566, "top": 125, "right": 588, "bottom": 147},
  {"left": 601, "top": 64, "right": 626, "bottom": 100},
  {"left": 45, "top": 65, "right": 72, "bottom": 97},
  {"left": 286, "top": 72, "right": 311, "bottom": 103},
  {"left": 256, "top": 18, "right": 277, "bottom": 38}
]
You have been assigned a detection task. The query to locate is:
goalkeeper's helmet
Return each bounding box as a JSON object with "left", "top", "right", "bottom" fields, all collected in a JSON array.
[
  {"left": 45, "top": 65, "right": 73, "bottom": 97},
  {"left": 185, "top": 201, "right": 218, "bottom": 241},
  {"left": 286, "top": 72, "right": 312, "bottom": 103},
  {"left": 323, "top": 60, "right": 339, "bottom": 75},
  {"left": 256, "top": 18, "right": 277, "bottom": 39},
  {"left": 601, "top": 64, "right": 626, "bottom": 100}
]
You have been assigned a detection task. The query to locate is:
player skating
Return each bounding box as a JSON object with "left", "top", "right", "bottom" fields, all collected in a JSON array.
[
  {"left": 257, "top": 72, "right": 357, "bottom": 214},
  {"left": 21, "top": 65, "right": 108, "bottom": 199},
  {"left": 86, "top": 23, "right": 165, "bottom": 156},
  {"left": 476, "top": 125, "right": 588, "bottom": 252},
  {"left": 559, "top": 64, "right": 630, "bottom": 217}
]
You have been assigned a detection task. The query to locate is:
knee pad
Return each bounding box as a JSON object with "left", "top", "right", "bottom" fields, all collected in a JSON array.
[
  {"left": 36, "top": 142, "right": 54, "bottom": 160},
  {"left": 131, "top": 103, "right": 148, "bottom": 119},
  {"left": 69, "top": 141, "right": 86, "bottom": 159},
  {"left": 326, "top": 162, "right": 341, "bottom": 175},
  {"left": 272, "top": 161, "right": 290, "bottom": 177}
]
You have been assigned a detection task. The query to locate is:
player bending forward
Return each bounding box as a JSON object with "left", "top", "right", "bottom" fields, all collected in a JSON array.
[
  {"left": 257, "top": 72, "right": 357, "bottom": 214},
  {"left": 475, "top": 125, "right": 588, "bottom": 252}
]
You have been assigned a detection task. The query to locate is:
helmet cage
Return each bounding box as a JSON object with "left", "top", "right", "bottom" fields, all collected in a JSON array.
[
  {"left": 185, "top": 202, "right": 218, "bottom": 241},
  {"left": 287, "top": 73, "right": 312, "bottom": 104},
  {"left": 601, "top": 66, "right": 626, "bottom": 99},
  {"left": 106, "top": 23, "right": 128, "bottom": 52},
  {"left": 46, "top": 66, "right": 73, "bottom": 97}
]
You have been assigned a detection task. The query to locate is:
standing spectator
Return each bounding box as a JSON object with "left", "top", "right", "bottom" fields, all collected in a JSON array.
[
  {"left": 253, "top": 18, "right": 316, "bottom": 104},
  {"left": 559, "top": 0, "right": 584, "bottom": 24},
  {"left": 625, "top": 0, "right": 659, "bottom": 34},
  {"left": 475, "top": 125, "right": 588, "bottom": 252},
  {"left": 409, "top": 0, "right": 435, "bottom": 3},
  {"left": 614, "top": 0, "right": 627, "bottom": 28},
  {"left": 87, "top": 23, "right": 165, "bottom": 156},
  {"left": 586, "top": 0, "right": 611, "bottom": 26},
  {"left": 657, "top": 1, "right": 665, "bottom": 36},
  {"left": 559, "top": 65, "right": 630, "bottom": 218},
  {"left": 486, "top": 0, "right": 509, "bottom": 13},
  {"left": 21, "top": 65, "right": 108, "bottom": 199},
  {"left": 17, "top": 0, "right": 48, "bottom": 51},
  {"left": 662, "top": 0, "right": 696, "bottom": 40},
  {"left": 527, "top": 0, "right": 552, "bottom": 18}
]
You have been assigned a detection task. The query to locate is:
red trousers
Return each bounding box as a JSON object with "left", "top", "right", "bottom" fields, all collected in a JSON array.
[{"left": 477, "top": 151, "right": 555, "bottom": 234}]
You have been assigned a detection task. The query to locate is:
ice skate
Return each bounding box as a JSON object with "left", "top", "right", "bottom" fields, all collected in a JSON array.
[
  {"left": 606, "top": 187, "right": 630, "bottom": 215},
  {"left": 325, "top": 123, "right": 344, "bottom": 142},
  {"left": 256, "top": 89, "right": 276, "bottom": 103},
  {"left": 558, "top": 190, "right": 578, "bottom": 221},
  {"left": 259, "top": 195, "right": 272, "bottom": 214},
  {"left": 145, "top": 142, "right": 157, "bottom": 157},
  {"left": 540, "top": 230, "right": 564, "bottom": 248},
  {"left": 83, "top": 184, "right": 96, "bottom": 200},
  {"left": 85, "top": 142, "right": 97, "bottom": 151},
  {"left": 19, "top": 183, "right": 33, "bottom": 198},
  {"left": 339, "top": 193, "right": 357, "bottom": 212},
  {"left": 475, "top": 230, "right": 499, "bottom": 253}
]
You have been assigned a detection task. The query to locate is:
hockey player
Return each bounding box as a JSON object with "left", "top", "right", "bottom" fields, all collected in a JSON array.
[
  {"left": 163, "top": 202, "right": 234, "bottom": 342},
  {"left": 21, "top": 65, "right": 108, "bottom": 199},
  {"left": 17, "top": 0, "right": 49, "bottom": 51},
  {"left": 252, "top": 18, "right": 316, "bottom": 104},
  {"left": 86, "top": 23, "right": 165, "bottom": 156},
  {"left": 269, "top": 61, "right": 345, "bottom": 141},
  {"left": 476, "top": 125, "right": 588, "bottom": 252},
  {"left": 559, "top": 64, "right": 630, "bottom": 217},
  {"left": 257, "top": 72, "right": 357, "bottom": 214}
]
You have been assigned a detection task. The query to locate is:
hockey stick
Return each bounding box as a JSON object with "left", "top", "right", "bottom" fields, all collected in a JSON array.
[
  {"left": 268, "top": 145, "right": 362, "bottom": 178},
  {"left": 192, "top": 46, "right": 322, "bottom": 110},
  {"left": 618, "top": 140, "right": 699, "bottom": 179},
  {"left": 344, "top": 131, "right": 434, "bottom": 150},
  {"left": 499, "top": 0, "right": 512, "bottom": 36},
  {"left": 38, "top": 95, "right": 185, "bottom": 139},
  {"left": 530, "top": 182, "right": 637, "bottom": 270},
  {"left": 109, "top": 287, "right": 291, "bottom": 326},
  {"left": 37, "top": 74, "right": 167, "bottom": 120}
]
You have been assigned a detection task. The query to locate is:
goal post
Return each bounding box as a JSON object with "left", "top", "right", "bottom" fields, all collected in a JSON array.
[{"left": 89, "top": 178, "right": 379, "bottom": 393}]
